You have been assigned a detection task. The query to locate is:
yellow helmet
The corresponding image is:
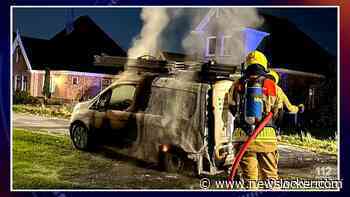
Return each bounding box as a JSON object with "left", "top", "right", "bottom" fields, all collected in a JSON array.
[
  {"left": 245, "top": 50, "right": 268, "bottom": 71},
  {"left": 267, "top": 69, "right": 280, "bottom": 84}
]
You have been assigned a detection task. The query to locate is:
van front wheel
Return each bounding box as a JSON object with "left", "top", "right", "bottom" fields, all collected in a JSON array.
[{"left": 70, "top": 123, "right": 93, "bottom": 151}]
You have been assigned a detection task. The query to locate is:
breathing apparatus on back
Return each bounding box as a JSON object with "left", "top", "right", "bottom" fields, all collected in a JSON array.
[{"left": 239, "top": 51, "right": 269, "bottom": 134}]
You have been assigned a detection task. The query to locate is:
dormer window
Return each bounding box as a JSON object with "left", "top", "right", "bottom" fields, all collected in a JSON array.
[
  {"left": 221, "top": 36, "right": 232, "bottom": 56},
  {"left": 206, "top": 36, "right": 216, "bottom": 57}
]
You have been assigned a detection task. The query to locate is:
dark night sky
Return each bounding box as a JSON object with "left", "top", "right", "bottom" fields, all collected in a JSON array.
[{"left": 13, "top": 7, "right": 337, "bottom": 56}]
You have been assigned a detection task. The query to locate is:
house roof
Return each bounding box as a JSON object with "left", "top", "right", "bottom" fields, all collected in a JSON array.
[
  {"left": 13, "top": 15, "right": 126, "bottom": 75},
  {"left": 50, "top": 15, "right": 126, "bottom": 65},
  {"left": 13, "top": 34, "right": 52, "bottom": 66},
  {"left": 257, "top": 13, "right": 336, "bottom": 76}
]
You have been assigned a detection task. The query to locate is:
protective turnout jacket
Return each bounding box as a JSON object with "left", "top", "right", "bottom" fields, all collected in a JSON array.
[
  {"left": 276, "top": 85, "right": 299, "bottom": 113},
  {"left": 227, "top": 77, "right": 279, "bottom": 152}
]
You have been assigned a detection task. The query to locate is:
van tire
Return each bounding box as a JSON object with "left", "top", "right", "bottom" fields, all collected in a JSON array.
[
  {"left": 70, "top": 122, "right": 93, "bottom": 151},
  {"left": 160, "top": 151, "right": 184, "bottom": 173}
]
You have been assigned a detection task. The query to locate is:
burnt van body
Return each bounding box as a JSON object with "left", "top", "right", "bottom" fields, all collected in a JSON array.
[{"left": 69, "top": 60, "right": 239, "bottom": 175}]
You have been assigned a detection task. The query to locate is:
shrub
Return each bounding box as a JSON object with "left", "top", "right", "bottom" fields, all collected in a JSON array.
[
  {"left": 13, "top": 104, "right": 73, "bottom": 119},
  {"left": 13, "top": 90, "right": 41, "bottom": 105}
]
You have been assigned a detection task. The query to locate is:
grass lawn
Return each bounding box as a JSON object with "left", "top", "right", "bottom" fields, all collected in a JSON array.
[
  {"left": 12, "top": 129, "right": 198, "bottom": 190},
  {"left": 280, "top": 133, "right": 337, "bottom": 155},
  {"left": 13, "top": 129, "right": 114, "bottom": 189}
]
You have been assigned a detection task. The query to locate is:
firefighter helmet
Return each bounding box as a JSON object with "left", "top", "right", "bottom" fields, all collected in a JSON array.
[
  {"left": 267, "top": 69, "right": 280, "bottom": 84},
  {"left": 245, "top": 50, "right": 268, "bottom": 72}
]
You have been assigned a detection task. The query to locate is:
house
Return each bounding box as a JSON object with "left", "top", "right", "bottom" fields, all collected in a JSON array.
[
  {"left": 188, "top": 8, "right": 337, "bottom": 134},
  {"left": 13, "top": 15, "right": 126, "bottom": 102},
  {"left": 189, "top": 8, "right": 270, "bottom": 65}
]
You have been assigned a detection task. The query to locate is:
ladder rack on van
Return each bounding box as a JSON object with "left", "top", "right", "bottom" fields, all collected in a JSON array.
[
  {"left": 94, "top": 54, "right": 241, "bottom": 80},
  {"left": 167, "top": 60, "right": 241, "bottom": 81}
]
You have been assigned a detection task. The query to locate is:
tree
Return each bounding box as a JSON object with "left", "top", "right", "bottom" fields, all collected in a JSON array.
[{"left": 42, "top": 67, "right": 51, "bottom": 102}]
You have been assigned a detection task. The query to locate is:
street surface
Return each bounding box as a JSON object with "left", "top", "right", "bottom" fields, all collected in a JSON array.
[{"left": 13, "top": 112, "right": 338, "bottom": 182}]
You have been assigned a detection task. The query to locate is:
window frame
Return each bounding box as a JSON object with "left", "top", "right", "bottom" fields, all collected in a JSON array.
[
  {"left": 206, "top": 36, "right": 217, "bottom": 57},
  {"left": 14, "top": 74, "right": 29, "bottom": 92},
  {"left": 72, "top": 76, "right": 79, "bottom": 85},
  {"left": 50, "top": 77, "right": 55, "bottom": 94},
  {"left": 14, "top": 74, "right": 21, "bottom": 91},
  {"left": 220, "top": 35, "right": 232, "bottom": 56},
  {"left": 22, "top": 75, "right": 28, "bottom": 92}
]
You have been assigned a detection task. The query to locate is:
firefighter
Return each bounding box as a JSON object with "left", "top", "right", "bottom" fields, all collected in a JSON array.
[
  {"left": 266, "top": 69, "right": 305, "bottom": 140},
  {"left": 228, "top": 50, "right": 280, "bottom": 189},
  {"left": 266, "top": 70, "right": 304, "bottom": 114}
]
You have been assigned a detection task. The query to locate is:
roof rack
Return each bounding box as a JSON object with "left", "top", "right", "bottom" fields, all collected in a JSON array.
[
  {"left": 167, "top": 60, "right": 240, "bottom": 81},
  {"left": 95, "top": 55, "right": 241, "bottom": 80}
]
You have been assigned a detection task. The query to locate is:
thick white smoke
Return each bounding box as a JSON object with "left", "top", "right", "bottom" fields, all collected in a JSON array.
[
  {"left": 128, "top": 8, "right": 263, "bottom": 65},
  {"left": 127, "top": 8, "right": 170, "bottom": 59},
  {"left": 182, "top": 8, "right": 264, "bottom": 64}
]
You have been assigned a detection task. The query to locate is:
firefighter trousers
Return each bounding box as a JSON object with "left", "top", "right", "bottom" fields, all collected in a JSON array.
[{"left": 239, "top": 151, "right": 279, "bottom": 189}]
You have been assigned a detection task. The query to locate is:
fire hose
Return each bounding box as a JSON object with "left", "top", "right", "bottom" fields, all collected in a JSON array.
[{"left": 227, "top": 112, "right": 273, "bottom": 182}]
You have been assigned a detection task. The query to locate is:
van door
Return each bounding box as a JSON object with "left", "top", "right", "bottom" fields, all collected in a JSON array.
[
  {"left": 91, "top": 89, "right": 111, "bottom": 131},
  {"left": 105, "top": 84, "right": 137, "bottom": 132}
]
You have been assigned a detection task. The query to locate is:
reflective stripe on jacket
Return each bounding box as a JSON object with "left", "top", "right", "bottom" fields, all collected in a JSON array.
[
  {"left": 228, "top": 77, "right": 279, "bottom": 152},
  {"left": 233, "top": 127, "right": 277, "bottom": 152}
]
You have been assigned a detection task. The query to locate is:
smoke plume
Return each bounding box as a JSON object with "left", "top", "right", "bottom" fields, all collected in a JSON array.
[
  {"left": 181, "top": 8, "right": 264, "bottom": 64},
  {"left": 128, "top": 8, "right": 264, "bottom": 65},
  {"left": 127, "top": 8, "right": 170, "bottom": 60}
]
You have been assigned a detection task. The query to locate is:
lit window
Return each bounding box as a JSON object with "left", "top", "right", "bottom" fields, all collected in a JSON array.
[
  {"left": 50, "top": 77, "right": 56, "bottom": 93},
  {"left": 221, "top": 36, "right": 232, "bottom": 56},
  {"left": 72, "top": 76, "right": 79, "bottom": 85},
  {"left": 14, "top": 74, "right": 28, "bottom": 92},
  {"left": 206, "top": 36, "right": 216, "bottom": 56},
  {"left": 22, "top": 76, "right": 28, "bottom": 92},
  {"left": 15, "top": 75, "right": 21, "bottom": 91}
]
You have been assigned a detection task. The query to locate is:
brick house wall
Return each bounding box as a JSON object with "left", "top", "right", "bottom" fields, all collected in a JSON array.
[
  {"left": 13, "top": 44, "right": 46, "bottom": 98},
  {"left": 49, "top": 71, "right": 116, "bottom": 102},
  {"left": 30, "top": 71, "right": 45, "bottom": 97},
  {"left": 13, "top": 42, "right": 117, "bottom": 102},
  {"left": 13, "top": 46, "right": 32, "bottom": 94}
]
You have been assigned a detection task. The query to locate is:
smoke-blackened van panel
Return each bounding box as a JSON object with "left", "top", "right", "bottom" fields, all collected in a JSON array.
[{"left": 129, "top": 77, "right": 209, "bottom": 163}]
